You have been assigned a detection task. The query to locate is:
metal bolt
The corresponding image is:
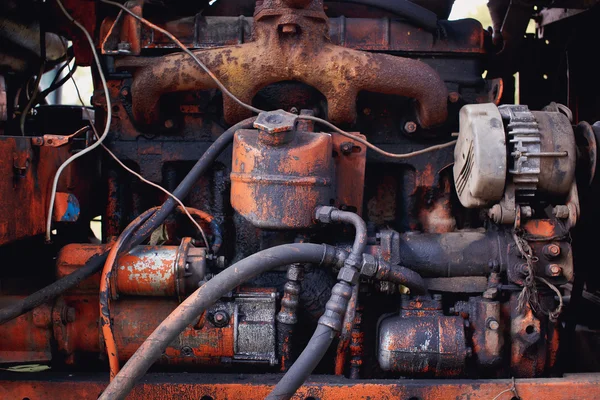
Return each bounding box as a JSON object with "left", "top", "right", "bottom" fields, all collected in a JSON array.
[
  {"left": 363, "top": 108, "right": 371, "bottom": 116},
  {"left": 546, "top": 264, "right": 562, "bottom": 277},
  {"left": 487, "top": 319, "right": 500, "bottom": 331},
  {"left": 164, "top": 119, "right": 174, "bottom": 129},
  {"left": 120, "top": 87, "right": 130, "bottom": 97},
  {"left": 212, "top": 310, "right": 230, "bottom": 327},
  {"left": 448, "top": 92, "right": 460, "bottom": 103},
  {"left": 553, "top": 205, "right": 569, "bottom": 219},
  {"left": 404, "top": 121, "right": 417, "bottom": 134},
  {"left": 340, "top": 141, "right": 354, "bottom": 155},
  {"left": 543, "top": 243, "right": 561, "bottom": 259},
  {"left": 181, "top": 346, "right": 193, "bottom": 357}
]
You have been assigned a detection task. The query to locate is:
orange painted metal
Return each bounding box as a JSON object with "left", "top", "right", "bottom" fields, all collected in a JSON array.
[
  {"left": 332, "top": 133, "right": 367, "bottom": 216},
  {"left": 0, "top": 137, "right": 70, "bottom": 245},
  {"left": 231, "top": 128, "right": 333, "bottom": 229},
  {"left": 0, "top": 298, "right": 53, "bottom": 364},
  {"left": 2, "top": 373, "right": 600, "bottom": 399},
  {"left": 117, "top": 0, "right": 448, "bottom": 127}
]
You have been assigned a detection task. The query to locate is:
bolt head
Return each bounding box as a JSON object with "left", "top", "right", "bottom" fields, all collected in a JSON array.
[
  {"left": 544, "top": 244, "right": 561, "bottom": 258},
  {"left": 488, "top": 319, "right": 500, "bottom": 331},
  {"left": 315, "top": 206, "right": 335, "bottom": 224},
  {"left": 404, "top": 121, "right": 417, "bottom": 133},
  {"left": 547, "top": 264, "right": 562, "bottom": 277},
  {"left": 340, "top": 142, "right": 354, "bottom": 155},
  {"left": 254, "top": 110, "right": 298, "bottom": 134},
  {"left": 359, "top": 254, "right": 377, "bottom": 277},
  {"left": 337, "top": 267, "right": 360, "bottom": 285},
  {"left": 212, "top": 310, "right": 230, "bottom": 327},
  {"left": 448, "top": 92, "right": 460, "bottom": 103}
]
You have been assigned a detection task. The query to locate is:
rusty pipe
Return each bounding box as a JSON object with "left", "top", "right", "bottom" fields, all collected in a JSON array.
[{"left": 118, "top": 7, "right": 447, "bottom": 128}]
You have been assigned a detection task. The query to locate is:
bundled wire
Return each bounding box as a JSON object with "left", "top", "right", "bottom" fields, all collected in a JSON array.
[{"left": 46, "top": 0, "right": 112, "bottom": 242}]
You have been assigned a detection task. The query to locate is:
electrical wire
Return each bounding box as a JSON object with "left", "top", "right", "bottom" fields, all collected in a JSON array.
[
  {"left": 99, "top": 0, "right": 456, "bottom": 160},
  {"left": 100, "top": 0, "right": 263, "bottom": 116},
  {"left": 67, "top": 64, "right": 210, "bottom": 250},
  {"left": 299, "top": 115, "right": 457, "bottom": 159},
  {"left": 45, "top": 0, "right": 113, "bottom": 242}
]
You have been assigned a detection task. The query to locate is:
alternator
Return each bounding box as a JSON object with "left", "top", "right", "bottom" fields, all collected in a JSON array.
[{"left": 453, "top": 103, "right": 576, "bottom": 224}]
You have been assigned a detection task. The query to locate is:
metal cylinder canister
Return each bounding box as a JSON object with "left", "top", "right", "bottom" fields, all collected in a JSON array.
[
  {"left": 377, "top": 295, "right": 467, "bottom": 377},
  {"left": 230, "top": 125, "right": 334, "bottom": 229}
]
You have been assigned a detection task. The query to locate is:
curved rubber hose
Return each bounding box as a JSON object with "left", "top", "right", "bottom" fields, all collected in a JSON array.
[
  {"left": 266, "top": 324, "right": 335, "bottom": 400},
  {"left": 0, "top": 251, "right": 107, "bottom": 325},
  {"left": 99, "top": 243, "right": 327, "bottom": 400},
  {"left": 0, "top": 118, "right": 252, "bottom": 325},
  {"left": 124, "top": 117, "right": 256, "bottom": 252},
  {"left": 376, "top": 261, "right": 427, "bottom": 295},
  {"left": 100, "top": 207, "right": 158, "bottom": 380},
  {"left": 338, "top": 0, "right": 437, "bottom": 31}
]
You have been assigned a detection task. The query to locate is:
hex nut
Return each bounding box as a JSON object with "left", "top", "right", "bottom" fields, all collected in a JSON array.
[
  {"left": 315, "top": 206, "right": 336, "bottom": 224},
  {"left": 287, "top": 264, "right": 305, "bottom": 281},
  {"left": 487, "top": 318, "right": 500, "bottom": 331},
  {"left": 404, "top": 121, "right": 417, "bottom": 133},
  {"left": 254, "top": 110, "right": 298, "bottom": 134},
  {"left": 359, "top": 254, "right": 377, "bottom": 277},
  {"left": 546, "top": 264, "right": 562, "bottom": 277},
  {"left": 543, "top": 243, "right": 561, "bottom": 259},
  {"left": 337, "top": 267, "right": 360, "bottom": 285}
]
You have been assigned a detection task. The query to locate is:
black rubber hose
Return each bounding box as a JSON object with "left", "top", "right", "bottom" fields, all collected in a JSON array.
[
  {"left": 266, "top": 324, "right": 335, "bottom": 400},
  {"left": 376, "top": 261, "right": 427, "bottom": 295},
  {"left": 0, "top": 252, "right": 106, "bottom": 325},
  {"left": 337, "top": 0, "right": 438, "bottom": 31},
  {"left": 99, "top": 243, "right": 329, "bottom": 400},
  {"left": 0, "top": 117, "right": 254, "bottom": 326},
  {"left": 125, "top": 116, "right": 257, "bottom": 251}
]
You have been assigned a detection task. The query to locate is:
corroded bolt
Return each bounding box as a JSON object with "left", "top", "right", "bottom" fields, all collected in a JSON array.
[
  {"left": 164, "top": 119, "right": 174, "bottom": 129},
  {"left": 487, "top": 319, "right": 500, "bottom": 331},
  {"left": 547, "top": 264, "right": 562, "bottom": 277},
  {"left": 181, "top": 346, "right": 193, "bottom": 357},
  {"left": 212, "top": 310, "right": 230, "bottom": 327},
  {"left": 120, "top": 87, "right": 130, "bottom": 97},
  {"left": 543, "top": 243, "right": 561, "bottom": 259},
  {"left": 404, "top": 121, "right": 417, "bottom": 133},
  {"left": 448, "top": 92, "right": 460, "bottom": 103},
  {"left": 340, "top": 142, "right": 354, "bottom": 155}
]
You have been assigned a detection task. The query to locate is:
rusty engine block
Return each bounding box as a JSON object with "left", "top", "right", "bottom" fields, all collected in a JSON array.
[{"left": 1, "top": 0, "right": 600, "bottom": 399}]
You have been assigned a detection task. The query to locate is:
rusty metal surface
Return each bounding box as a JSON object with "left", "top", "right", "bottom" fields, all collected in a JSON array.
[
  {"left": 116, "top": 0, "right": 448, "bottom": 127},
  {"left": 377, "top": 296, "right": 467, "bottom": 376},
  {"left": 0, "top": 137, "right": 70, "bottom": 245},
  {"left": 231, "top": 127, "right": 333, "bottom": 229},
  {"left": 101, "top": 15, "right": 485, "bottom": 54},
  {"left": 4, "top": 372, "right": 600, "bottom": 399}
]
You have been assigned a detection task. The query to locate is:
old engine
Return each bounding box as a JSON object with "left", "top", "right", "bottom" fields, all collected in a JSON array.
[{"left": 1, "top": 0, "right": 600, "bottom": 399}]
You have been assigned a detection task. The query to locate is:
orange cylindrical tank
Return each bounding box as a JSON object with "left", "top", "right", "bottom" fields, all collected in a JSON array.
[{"left": 230, "top": 128, "right": 334, "bottom": 229}]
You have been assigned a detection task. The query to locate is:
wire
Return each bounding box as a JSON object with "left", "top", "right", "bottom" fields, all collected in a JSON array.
[
  {"left": 46, "top": 0, "right": 113, "bottom": 242},
  {"left": 100, "top": 0, "right": 262, "bottom": 116},
  {"left": 20, "top": 62, "right": 45, "bottom": 135},
  {"left": 491, "top": 377, "right": 520, "bottom": 400},
  {"left": 66, "top": 60, "right": 210, "bottom": 249},
  {"left": 299, "top": 115, "right": 457, "bottom": 159},
  {"left": 99, "top": 0, "right": 456, "bottom": 160}
]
